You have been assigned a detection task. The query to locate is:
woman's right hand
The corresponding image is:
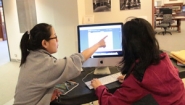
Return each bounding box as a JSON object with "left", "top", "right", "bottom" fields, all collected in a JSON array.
[
  {"left": 51, "top": 89, "right": 62, "bottom": 102},
  {"left": 97, "top": 36, "right": 107, "bottom": 48},
  {"left": 81, "top": 36, "right": 107, "bottom": 61}
]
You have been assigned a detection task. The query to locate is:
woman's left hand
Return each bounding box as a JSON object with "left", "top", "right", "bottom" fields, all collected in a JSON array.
[
  {"left": 51, "top": 89, "right": 62, "bottom": 101},
  {"left": 117, "top": 75, "right": 125, "bottom": 83},
  {"left": 91, "top": 78, "right": 102, "bottom": 89}
]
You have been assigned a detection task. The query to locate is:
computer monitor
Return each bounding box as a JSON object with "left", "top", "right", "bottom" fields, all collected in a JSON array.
[
  {"left": 159, "top": 8, "right": 172, "bottom": 14},
  {"left": 163, "top": 8, "right": 172, "bottom": 14},
  {"left": 159, "top": 8, "right": 167, "bottom": 13},
  {"left": 77, "top": 22, "right": 123, "bottom": 75},
  {"left": 182, "top": 5, "right": 185, "bottom": 12}
]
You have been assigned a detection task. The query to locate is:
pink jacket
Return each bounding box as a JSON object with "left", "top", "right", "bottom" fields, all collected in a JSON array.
[{"left": 95, "top": 53, "right": 185, "bottom": 105}]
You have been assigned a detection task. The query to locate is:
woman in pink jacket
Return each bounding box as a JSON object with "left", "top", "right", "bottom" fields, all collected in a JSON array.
[{"left": 91, "top": 18, "right": 185, "bottom": 105}]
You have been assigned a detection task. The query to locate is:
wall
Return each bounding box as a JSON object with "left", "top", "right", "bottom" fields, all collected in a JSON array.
[
  {"left": 4, "top": 0, "right": 154, "bottom": 60},
  {"left": 3, "top": 0, "right": 79, "bottom": 60},
  {"left": 84, "top": 0, "right": 153, "bottom": 25},
  {"left": 77, "top": 0, "right": 85, "bottom": 24},
  {"left": 3, "top": 0, "right": 21, "bottom": 60}
]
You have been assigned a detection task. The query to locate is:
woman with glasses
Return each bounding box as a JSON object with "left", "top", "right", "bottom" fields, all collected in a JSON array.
[
  {"left": 13, "top": 23, "right": 107, "bottom": 105},
  {"left": 91, "top": 18, "right": 185, "bottom": 105}
]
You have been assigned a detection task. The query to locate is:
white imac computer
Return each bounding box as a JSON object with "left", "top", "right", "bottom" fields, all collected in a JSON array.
[{"left": 77, "top": 22, "right": 123, "bottom": 75}]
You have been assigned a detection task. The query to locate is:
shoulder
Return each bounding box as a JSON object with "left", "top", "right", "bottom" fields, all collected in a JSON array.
[
  {"left": 28, "top": 49, "right": 56, "bottom": 61},
  {"left": 141, "top": 52, "right": 178, "bottom": 86},
  {"left": 24, "top": 50, "right": 57, "bottom": 69}
]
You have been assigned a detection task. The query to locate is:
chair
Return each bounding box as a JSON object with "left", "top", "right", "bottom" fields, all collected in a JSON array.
[
  {"left": 132, "top": 94, "right": 158, "bottom": 105},
  {"left": 157, "top": 14, "right": 173, "bottom": 35}
]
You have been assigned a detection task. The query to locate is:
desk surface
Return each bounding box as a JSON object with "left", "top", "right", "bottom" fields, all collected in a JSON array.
[
  {"left": 51, "top": 59, "right": 185, "bottom": 105},
  {"left": 51, "top": 67, "right": 121, "bottom": 105},
  {"left": 155, "top": 12, "right": 185, "bottom": 17},
  {"left": 156, "top": 16, "right": 185, "bottom": 20}
]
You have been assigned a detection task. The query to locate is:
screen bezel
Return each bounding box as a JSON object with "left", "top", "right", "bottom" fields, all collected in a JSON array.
[{"left": 77, "top": 22, "right": 123, "bottom": 58}]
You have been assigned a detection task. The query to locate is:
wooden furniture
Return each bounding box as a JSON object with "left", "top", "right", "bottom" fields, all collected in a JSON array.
[
  {"left": 156, "top": 16, "right": 185, "bottom": 33},
  {"left": 154, "top": 3, "right": 184, "bottom": 16},
  {"left": 164, "top": 3, "right": 183, "bottom": 13},
  {"left": 155, "top": 12, "right": 185, "bottom": 17},
  {"left": 0, "top": 12, "right": 4, "bottom": 41},
  {"left": 173, "top": 12, "right": 185, "bottom": 17}
]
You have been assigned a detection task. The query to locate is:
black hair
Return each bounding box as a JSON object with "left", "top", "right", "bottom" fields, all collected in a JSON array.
[
  {"left": 119, "top": 18, "right": 164, "bottom": 82},
  {"left": 20, "top": 23, "right": 52, "bottom": 66}
]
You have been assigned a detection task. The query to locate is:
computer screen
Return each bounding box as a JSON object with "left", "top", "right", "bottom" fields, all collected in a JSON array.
[
  {"left": 77, "top": 23, "right": 123, "bottom": 74},
  {"left": 159, "top": 8, "right": 167, "bottom": 13},
  {"left": 182, "top": 5, "right": 185, "bottom": 12},
  {"left": 159, "top": 8, "right": 172, "bottom": 14}
]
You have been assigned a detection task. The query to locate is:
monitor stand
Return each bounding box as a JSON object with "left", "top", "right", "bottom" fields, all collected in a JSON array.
[{"left": 93, "top": 67, "right": 111, "bottom": 75}]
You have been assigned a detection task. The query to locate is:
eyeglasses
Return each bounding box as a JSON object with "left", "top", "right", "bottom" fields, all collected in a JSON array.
[{"left": 49, "top": 36, "right": 57, "bottom": 40}]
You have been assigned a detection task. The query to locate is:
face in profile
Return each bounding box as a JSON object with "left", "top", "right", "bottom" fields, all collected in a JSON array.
[{"left": 43, "top": 27, "right": 59, "bottom": 54}]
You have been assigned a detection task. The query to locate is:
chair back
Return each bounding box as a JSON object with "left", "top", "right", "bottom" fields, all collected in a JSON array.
[
  {"left": 132, "top": 94, "right": 158, "bottom": 105},
  {"left": 162, "top": 14, "right": 172, "bottom": 23}
]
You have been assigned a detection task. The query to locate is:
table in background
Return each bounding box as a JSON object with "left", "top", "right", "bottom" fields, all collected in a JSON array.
[{"left": 156, "top": 16, "right": 185, "bottom": 33}]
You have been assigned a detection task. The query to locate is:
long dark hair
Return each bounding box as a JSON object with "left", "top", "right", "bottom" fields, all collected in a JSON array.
[
  {"left": 120, "top": 18, "right": 163, "bottom": 82},
  {"left": 20, "top": 23, "right": 52, "bottom": 66}
]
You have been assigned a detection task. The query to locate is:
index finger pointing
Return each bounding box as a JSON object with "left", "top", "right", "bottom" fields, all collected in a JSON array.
[{"left": 102, "top": 35, "right": 107, "bottom": 39}]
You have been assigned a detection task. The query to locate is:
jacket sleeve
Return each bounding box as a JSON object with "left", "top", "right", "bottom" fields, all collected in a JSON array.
[
  {"left": 44, "top": 53, "right": 85, "bottom": 88},
  {"left": 95, "top": 74, "right": 148, "bottom": 105}
]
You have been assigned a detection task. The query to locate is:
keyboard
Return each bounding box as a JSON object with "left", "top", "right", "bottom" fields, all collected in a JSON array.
[{"left": 85, "top": 72, "right": 121, "bottom": 89}]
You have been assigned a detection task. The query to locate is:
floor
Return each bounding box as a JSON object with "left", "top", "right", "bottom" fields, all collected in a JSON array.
[
  {"left": 155, "top": 28, "right": 185, "bottom": 51},
  {"left": 0, "top": 21, "right": 185, "bottom": 105}
]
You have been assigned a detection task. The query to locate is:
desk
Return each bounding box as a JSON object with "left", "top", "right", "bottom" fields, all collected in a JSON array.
[
  {"left": 156, "top": 16, "right": 185, "bottom": 33},
  {"left": 155, "top": 12, "right": 176, "bottom": 17},
  {"left": 51, "top": 67, "right": 121, "bottom": 105},
  {"left": 173, "top": 12, "right": 185, "bottom": 17},
  {"left": 51, "top": 59, "right": 185, "bottom": 105},
  {"left": 155, "top": 12, "right": 185, "bottom": 17}
]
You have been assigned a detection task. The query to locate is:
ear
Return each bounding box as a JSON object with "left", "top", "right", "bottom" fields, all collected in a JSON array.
[{"left": 42, "top": 40, "right": 48, "bottom": 49}]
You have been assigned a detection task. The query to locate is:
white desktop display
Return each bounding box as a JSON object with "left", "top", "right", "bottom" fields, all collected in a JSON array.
[{"left": 77, "top": 22, "right": 123, "bottom": 75}]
